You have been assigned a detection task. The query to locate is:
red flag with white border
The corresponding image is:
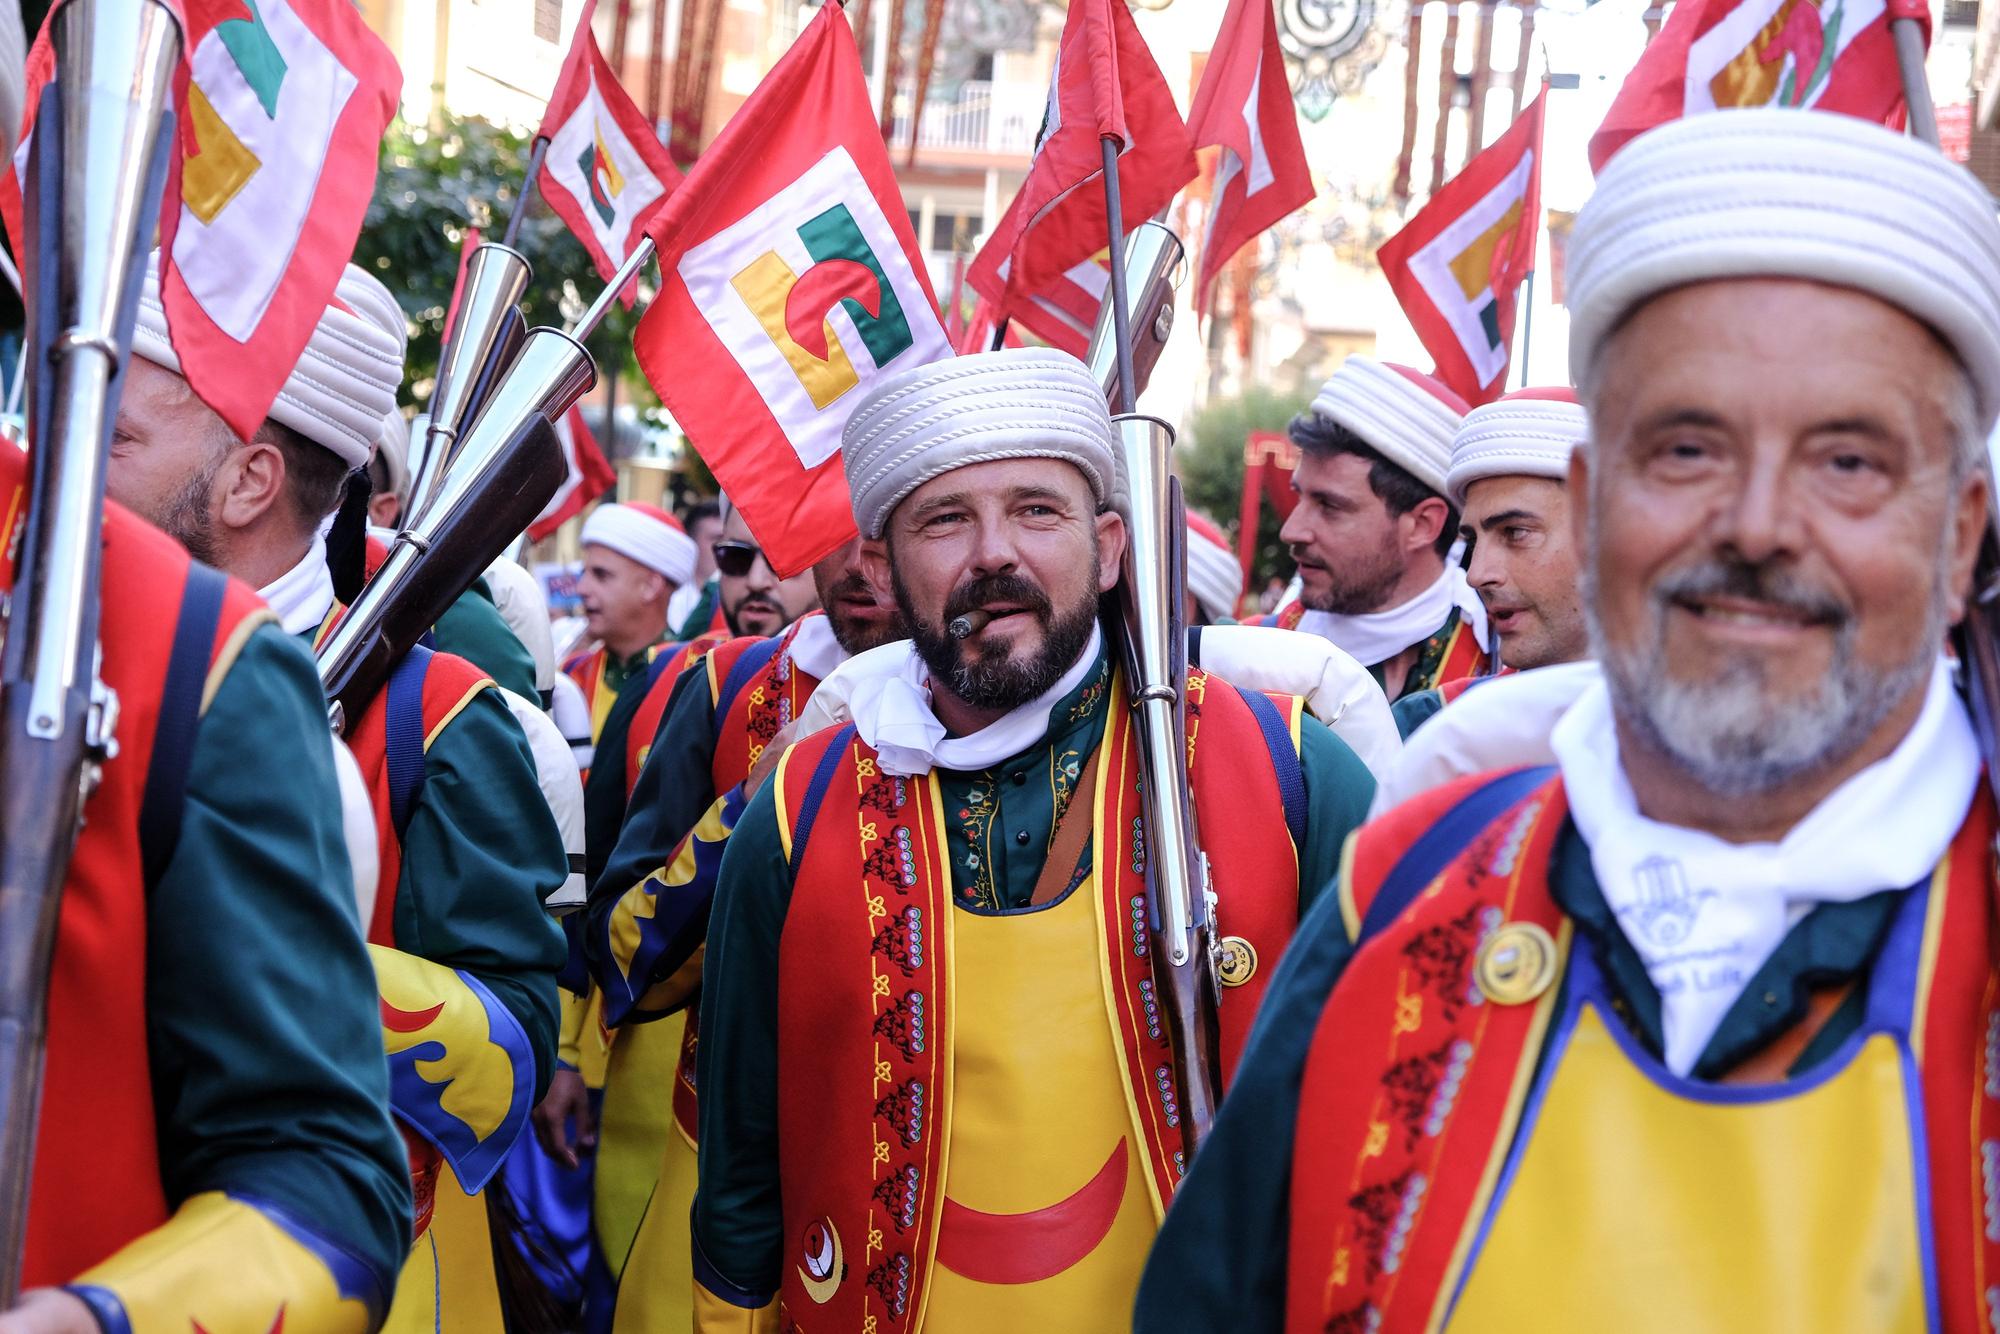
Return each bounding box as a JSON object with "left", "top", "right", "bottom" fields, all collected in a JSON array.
[
  {"left": 633, "top": 3, "right": 950, "bottom": 577},
  {"left": 1187, "top": 0, "right": 1314, "bottom": 317},
  {"left": 965, "top": 0, "right": 1195, "bottom": 322},
  {"left": 536, "top": 0, "right": 682, "bottom": 305},
  {"left": 528, "top": 404, "right": 618, "bottom": 542},
  {"left": 1377, "top": 89, "right": 1545, "bottom": 406}
]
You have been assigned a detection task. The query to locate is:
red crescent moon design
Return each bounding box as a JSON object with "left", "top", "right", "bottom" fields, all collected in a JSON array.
[{"left": 935, "top": 1142, "right": 1129, "bottom": 1285}]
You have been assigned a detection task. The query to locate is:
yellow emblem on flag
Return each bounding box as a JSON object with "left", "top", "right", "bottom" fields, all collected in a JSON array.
[{"left": 183, "top": 83, "right": 262, "bottom": 226}]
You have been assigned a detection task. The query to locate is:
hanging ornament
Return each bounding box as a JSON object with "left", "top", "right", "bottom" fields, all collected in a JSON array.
[{"left": 1277, "top": 0, "right": 1400, "bottom": 120}]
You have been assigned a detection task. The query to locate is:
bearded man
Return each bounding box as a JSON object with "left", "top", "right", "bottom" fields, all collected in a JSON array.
[
  {"left": 1137, "top": 108, "right": 2000, "bottom": 1331},
  {"left": 687, "top": 348, "right": 1379, "bottom": 1332},
  {"left": 1266, "top": 358, "right": 1488, "bottom": 697}
]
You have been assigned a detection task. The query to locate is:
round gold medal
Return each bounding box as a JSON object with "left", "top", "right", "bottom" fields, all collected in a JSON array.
[{"left": 1475, "top": 922, "right": 1558, "bottom": 1005}]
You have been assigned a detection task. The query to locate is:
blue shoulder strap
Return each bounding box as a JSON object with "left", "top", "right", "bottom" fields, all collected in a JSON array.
[
  {"left": 1233, "top": 684, "right": 1307, "bottom": 853},
  {"left": 715, "top": 635, "right": 786, "bottom": 722},
  {"left": 385, "top": 645, "right": 434, "bottom": 842},
  {"left": 787, "top": 724, "right": 857, "bottom": 882},
  {"left": 139, "top": 562, "right": 229, "bottom": 886},
  {"left": 1355, "top": 764, "right": 1557, "bottom": 947}
]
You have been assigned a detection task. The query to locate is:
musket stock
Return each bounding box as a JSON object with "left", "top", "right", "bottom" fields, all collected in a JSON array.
[
  {"left": 1085, "top": 222, "right": 1183, "bottom": 411},
  {"left": 320, "top": 327, "right": 593, "bottom": 728},
  {"left": 0, "top": 0, "right": 180, "bottom": 1297}
]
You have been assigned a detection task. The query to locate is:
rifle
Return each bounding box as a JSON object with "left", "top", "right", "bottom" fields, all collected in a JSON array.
[
  {"left": 0, "top": 0, "right": 181, "bottom": 1297},
  {"left": 1083, "top": 222, "right": 1228, "bottom": 1158}
]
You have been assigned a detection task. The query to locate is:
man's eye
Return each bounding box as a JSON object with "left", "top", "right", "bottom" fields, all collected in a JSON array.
[{"left": 1827, "top": 451, "right": 1878, "bottom": 475}]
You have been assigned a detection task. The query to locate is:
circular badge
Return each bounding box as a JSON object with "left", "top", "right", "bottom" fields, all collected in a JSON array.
[
  {"left": 1216, "top": 936, "right": 1258, "bottom": 988},
  {"left": 1475, "top": 923, "right": 1558, "bottom": 1005},
  {"left": 797, "top": 1217, "right": 844, "bottom": 1304}
]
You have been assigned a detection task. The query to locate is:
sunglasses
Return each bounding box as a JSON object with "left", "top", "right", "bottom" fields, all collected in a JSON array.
[{"left": 712, "top": 540, "right": 766, "bottom": 578}]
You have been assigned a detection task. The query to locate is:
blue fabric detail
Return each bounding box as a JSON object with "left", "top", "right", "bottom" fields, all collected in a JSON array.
[
  {"left": 230, "top": 1190, "right": 394, "bottom": 1323},
  {"left": 714, "top": 635, "right": 785, "bottom": 721},
  {"left": 64, "top": 1285, "right": 130, "bottom": 1334},
  {"left": 788, "top": 725, "right": 856, "bottom": 882},
  {"left": 692, "top": 1213, "right": 776, "bottom": 1308},
  {"left": 1357, "top": 766, "right": 1557, "bottom": 946},
  {"left": 384, "top": 645, "right": 433, "bottom": 841},
  {"left": 140, "top": 562, "right": 227, "bottom": 886},
  {"left": 558, "top": 912, "right": 592, "bottom": 996},
  {"left": 598, "top": 785, "right": 748, "bottom": 1027},
  {"left": 1234, "top": 685, "right": 1306, "bottom": 853},
  {"left": 384, "top": 964, "right": 537, "bottom": 1194},
  {"left": 489, "top": 1104, "right": 603, "bottom": 1309}
]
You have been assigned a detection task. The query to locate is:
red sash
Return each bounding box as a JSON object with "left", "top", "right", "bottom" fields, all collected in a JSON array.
[
  {"left": 622, "top": 629, "right": 730, "bottom": 797},
  {"left": 4, "top": 456, "right": 272, "bottom": 1285},
  {"left": 1261, "top": 605, "right": 1487, "bottom": 693},
  {"left": 772, "top": 668, "right": 1303, "bottom": 1330},
  {"left": 1287, "top": 772, "right": 2000, "bottom": 1333}
]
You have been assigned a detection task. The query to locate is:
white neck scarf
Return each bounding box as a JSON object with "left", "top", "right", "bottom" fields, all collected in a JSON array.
[
  {"left": 1551, "top": 657, "right": 1979, "bottom": 1076},
  {"left": 829, "top": 624, "right": 1104, "bottom": 777},
  {"left": 258, "top": 536, "right": 336, "bottom": 637},
  {"left": 1297, "top": 565, "right": 1488, "bottom": 670},
  {"left": 783, "top": 612, "right": 849, "bottom": 682}
]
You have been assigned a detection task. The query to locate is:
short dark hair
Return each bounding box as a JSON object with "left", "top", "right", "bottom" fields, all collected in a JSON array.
[
  {"left": 259, "top": 417, "right": 352, "bottom": 528},
  {"left": 683, "top": 498, "right": 722, "bottom": 531},
  {"left": 1287, "top": 409, "right": 1458, "bottom": 558}
]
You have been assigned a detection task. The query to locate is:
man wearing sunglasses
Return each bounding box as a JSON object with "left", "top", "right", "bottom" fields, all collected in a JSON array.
[{"left": 711, "top": 500, "right": 821, "bottom": 639}]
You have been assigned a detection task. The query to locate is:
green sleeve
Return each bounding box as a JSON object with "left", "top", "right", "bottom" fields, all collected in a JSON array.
[
  {"left": 1293, "top": 715, "right": 1376, "bottom": 917},
  {"left": 432, "top": 579, "right": 539, "bottom": 701},
  {"left": 147, "top": 623, "right": 410, "bottom": 1294},
  {"left": 396, "top": 687, "right": 568, "bottom": 1098},
  {"left": 582, "top": 672, "right": 646, "bottom": 882},
  {"left": 590, "top": 665, "right": 717, "bottom": 903},
  {"left": 1391, "top": 688, "right": 1446, "bottom": 739},
  {"left": 690, "top": 777, "right": 791, "bottom": 1300},
  {"left": 1134, "top": 881, "right": 1357, "bottom": 1332}
]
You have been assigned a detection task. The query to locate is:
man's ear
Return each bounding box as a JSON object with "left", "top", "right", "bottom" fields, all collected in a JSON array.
[
  {"left": 1567, "top": 446, "right": 1592, "bottom": 557},
  {"left": 216, "top": 440, "right": 284, "bottom": 532},
  {"left": 1094, "top": 510, "right": 1127, "bottom": 591},
  {"left": 1402, "top": 495, "right": 1450, "bottom": 555},
  {"left": 860, "top": 535, "right": 893, "bottom": 596},
  {"left": 1945, "top": 465, "right": 1990, "bottom": 625}
]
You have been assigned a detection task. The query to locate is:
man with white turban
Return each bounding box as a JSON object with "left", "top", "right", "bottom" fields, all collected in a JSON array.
[
  {"left": 1140, "top": 108, "right": 2000, "bottom": 1330},
  {"left": 1391, "top": 386, "right": 1592, "bottom": 737},
  {"left": 107, "top": 254, "right": 567, "bottom": 1331},
  {"left": 1266, "top": 357, "right": 1490, "bottom": 697},
  {"left": 564, "top": 502, "right": 698, "bottom": 745},
  {"left": 686, "top": 347, "right": 1379, "bottom": 1331}
]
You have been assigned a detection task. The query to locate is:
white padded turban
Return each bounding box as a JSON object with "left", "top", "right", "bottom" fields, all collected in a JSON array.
[
  {"left": 1445, "top": 387, "right": 1588, "bottom": 507},
  {"left": 841, "top": 348, "right": 1118, "bottom": 539},
  {"left": 1308, "top": 357, "right": 1469, "bottom": 497},
  {"left": 132, "top": 251, "right": 407, "bottom": 469},
  {"left": 1568, "top": 108, "right": 2000, "bottom": 425},
  {"left": 581, "top": 502, "right": 696, "bottom": 587}
]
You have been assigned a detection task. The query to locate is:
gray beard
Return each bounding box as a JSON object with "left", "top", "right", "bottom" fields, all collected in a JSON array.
[{"left": 1586, "top": 536, "right": 1946, "bottom": 800}]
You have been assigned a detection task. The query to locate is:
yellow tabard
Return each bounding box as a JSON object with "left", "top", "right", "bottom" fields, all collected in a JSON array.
[
  {"left": 612, "top": 1034, "right": 699, "bottom": 1332},
  {"left": 1451, "top": 1002, "right": 1926, "bottom": 1332},
  {"left": 922, "top": 874, "right": 1159, "bottom": 1334},
  {"left": 596, "top": 1011, "right": 685, "bottom": 1274},
  {"left": 382, "top": 1162, "right": 504, "bottom": 1334}
]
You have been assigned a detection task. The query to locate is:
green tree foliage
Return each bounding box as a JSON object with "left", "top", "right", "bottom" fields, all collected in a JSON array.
[
  {"left": 356, "top": 115, "right": 648, "bottom": 410},
  {"left": 1176, "top": 384, "right": 1311, "bottom": 593}
]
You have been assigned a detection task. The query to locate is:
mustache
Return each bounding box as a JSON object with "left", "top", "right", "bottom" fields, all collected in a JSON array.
[
  {"left": 824, "top": 571, "right": 876, "bottom": 603},
  {"left": 1655, "top": 556, "right": 1849, "bottom": 626},
  {"left": 943, "top": 573, "right": 1053, "bottom": 626}
]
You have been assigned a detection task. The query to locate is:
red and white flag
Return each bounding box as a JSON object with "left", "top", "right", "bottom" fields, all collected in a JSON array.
[
  {"left": 1588, "top": 0, "right": 1920, "bottom": 171},
  {"left": 965, "top": 0, "right": 1196, "bottom": 323},
  {"left": 1007, "top": 250, "right": 1113, "bottom": 356},
  {"left": 633, "top": 3, "right": 950, "bottom": 577},
  {"left": 3, "top": 0, "right": 401, "bottom": 443},
  {"left": 1377, "top": 89, "right": 1546, "bottom": 405},
  {"left": 528, "top": 404, "right": 618, "bottom": 542},
  {"left": 955, "top": 295, "right": 1029, "bottom": 354},
  {"left": 1186, "top": 0, "right": 1313, "bottom": 317},
  {"left": 535, "top": 0, "right": 682, "bottom": 304}
]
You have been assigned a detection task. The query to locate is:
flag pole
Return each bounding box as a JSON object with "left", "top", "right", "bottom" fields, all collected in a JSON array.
[
  {"left": 503, "top": 137, "right": 551, "bottom": 249},
  {"left": 568, "top": 236, "right": 656, "bottom": 341},
  {"left": 1514, "top": 267, "right": 1536, "bottom": 390},
  {"left": 1890, "top": 3, "right": 1938, "bottom": 146},
  {"left": 1100, "top": 136, "right": 1137, "bottom": 415}
]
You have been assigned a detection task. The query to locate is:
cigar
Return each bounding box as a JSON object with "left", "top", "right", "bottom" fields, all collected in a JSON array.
[{"left": 948, "top": 609, "right": 994, "bottom": 640}]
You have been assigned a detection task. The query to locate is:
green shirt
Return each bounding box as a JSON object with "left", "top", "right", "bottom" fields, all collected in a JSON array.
[
  {"left": 692, "top": 644, "right": 1379, "bottom": 1300},
  {"left": 431, "top": 576, "right": 539, "bottom": 702},
  {"left": 1390, "top": 687, "right": 1446, "bottom": 738},
  {"left": 1133, "top": 819, "right": 1905, "bottom": 1332},
  {"left": 151, "top": 623, "right": 410, "bottom": 1294}
]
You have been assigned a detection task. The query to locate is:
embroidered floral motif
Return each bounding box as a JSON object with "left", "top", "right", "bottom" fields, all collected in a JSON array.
[
  {"left": 862, "top": 773, "right": 906, "bottom": 816},
  {"left": 1379, "top": 1039, "right": 1456, "bottom": 1152},
  {"left": 873, "top": 990, "right": 927, "bottom": 1061},
  {"left": 1066, "top": 657, "right": 1109, "bottom": 722},
  {"left": 870, "top": 906, "right": 926, "bottom": 976},
  {"left": 872, "top": 1164, "right": 921, "bottom": 1232},
  {"left": 875, "top": 1079, "right": 927, "bottom": 1146},
  {"left": 1324, "top": 1302, "right": 1382, "bottom": 1334},
  {"left": 867, "top": 1252, "right": 914, "bottom": 1315},
  {"left": 1401, "top": 905, "right": 1488, "bottom": 1026},
  {"left": 954, "top": 779, "right": 1000, "bottom": 907},
  {"left": 1346, "top": 1170, "right": 1422, "bottom": 1284}
]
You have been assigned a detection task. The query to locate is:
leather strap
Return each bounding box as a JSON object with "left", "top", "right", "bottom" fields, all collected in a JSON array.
[
  {"left": 1029, "top": 747, "right": 1103, "bottom": 907},
  {"left": 1718, "top": 979, "right": 1859, "bottom": 1085}
]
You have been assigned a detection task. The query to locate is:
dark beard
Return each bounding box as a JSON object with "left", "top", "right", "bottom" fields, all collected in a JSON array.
[
  {"left": 1298, "top": 536, "right": 1405, "bottom": 615},
  {"left": 820, "top": 569, "right": 904, "bottom": 654},
  {"left": 896, "top": 565, "right": 1100, "bottom": 713}
]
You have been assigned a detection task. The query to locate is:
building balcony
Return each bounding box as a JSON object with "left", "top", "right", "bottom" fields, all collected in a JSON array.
[{"left": 888, "top": 78, "right": 1043, "bottom": 161}]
